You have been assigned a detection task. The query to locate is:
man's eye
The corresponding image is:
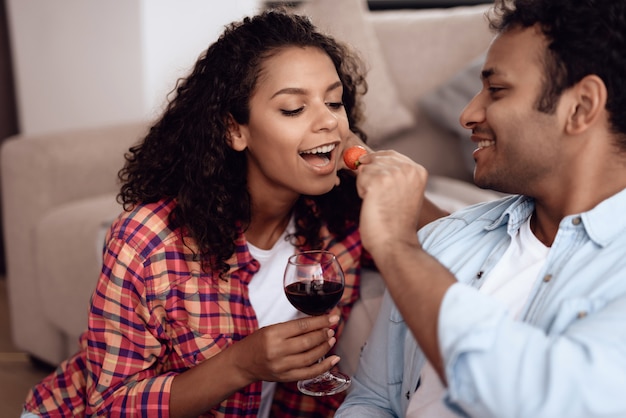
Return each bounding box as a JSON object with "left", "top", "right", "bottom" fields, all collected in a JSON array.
[
  {"left": 281, "top": 107, "right": 304, "bottom": 116},
  {"left": 488, "top": 86, "right": 504, "bottom": 94},
  {"left": 327, "top": 102, "right": 344, "bottom": 109}
]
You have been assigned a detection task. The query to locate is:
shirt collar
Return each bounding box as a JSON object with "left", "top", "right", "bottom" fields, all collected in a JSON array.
[
  {"left": 581, "top": 186, "right": 626, "bottom": 247},
  {"left": 486, "top": 188, "right": 626, "bottom": 247},
  {"left": 223, "top": 223, "right": 260, "bottom": 281},
  {"left": 485, "top": 195, "right": 535, "bottom": 236}
]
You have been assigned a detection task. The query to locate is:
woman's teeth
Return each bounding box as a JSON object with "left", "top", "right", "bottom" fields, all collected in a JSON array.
[
  {"left": 300, "top": 144, "right": 336, "bottom": 155},
  {"left": 478, "top": 140, "right": 495, "bottom": 149}
]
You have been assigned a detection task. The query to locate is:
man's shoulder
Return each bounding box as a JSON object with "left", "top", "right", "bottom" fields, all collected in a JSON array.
[
  {"left": 440, "top": 194, "right": 523, "bottom": 227},
  {"left": 418, "top": 195, "right": 525, "bottom": 244},
  {"left": 417, "top": 196, "right": 525, "bottom": 267}
]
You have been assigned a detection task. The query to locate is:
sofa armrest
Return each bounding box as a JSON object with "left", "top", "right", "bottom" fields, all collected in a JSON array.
[
  {"left": 1, "top": 123, "right": 146, "bottom": 210},
  {"left": 0, "top": 122, "right": 146, "bottom": 363},
  {"left": 1, "top": 122, "right": 146, "bottom": 278}
]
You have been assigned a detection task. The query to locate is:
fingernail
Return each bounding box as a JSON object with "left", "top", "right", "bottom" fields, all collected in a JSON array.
[
  {"left": 329, "top": 315, "right": 340, "bottom": 324},
  {"left": 330, "top": 356, "right": 340, "bottom": 366},
  {"left": 328, "top": 337, "right": 337, "bottom": 348},
  {"left": 327, "top": 329, "right": 335, "bottom": 338}
]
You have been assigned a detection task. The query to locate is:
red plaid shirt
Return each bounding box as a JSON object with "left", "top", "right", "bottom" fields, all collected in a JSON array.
[{"left": 24, "top": 198, "right": 362, "bottom": 417}]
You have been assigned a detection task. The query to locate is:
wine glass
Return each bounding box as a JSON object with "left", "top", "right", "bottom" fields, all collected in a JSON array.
[{"left": 283, "top": 250, "right": 351, "bottom": 396}]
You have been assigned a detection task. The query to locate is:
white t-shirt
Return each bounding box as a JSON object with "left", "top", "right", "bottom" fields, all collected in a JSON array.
[
  {"left": 406, "top": 215, "right": 549, "bottom": 417},
  {"left": 247, "top": 218, "right": 302, "bottom": 418}
]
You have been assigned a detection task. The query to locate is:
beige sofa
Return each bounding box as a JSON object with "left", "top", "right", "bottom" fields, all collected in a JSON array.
[{"left": 1, "top": 1, "right": 498, "bottom": 371}]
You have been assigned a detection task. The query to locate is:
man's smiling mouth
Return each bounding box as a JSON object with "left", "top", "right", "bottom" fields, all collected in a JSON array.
[{"left": 299, "top": 143, "right": 336, "bottom": 167}]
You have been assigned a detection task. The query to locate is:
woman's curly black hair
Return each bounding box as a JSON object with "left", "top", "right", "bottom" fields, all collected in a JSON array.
[
  {"left": 489, "top": 0, "right": 626, "bottom": 147},
  {"left": 117, "top": 8, "right": 368, "bottom": 278}
]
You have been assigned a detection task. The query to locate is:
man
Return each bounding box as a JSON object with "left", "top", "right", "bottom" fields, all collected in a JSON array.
[{"left": 336, "top": 0, "right": 626, "bottom": 417}]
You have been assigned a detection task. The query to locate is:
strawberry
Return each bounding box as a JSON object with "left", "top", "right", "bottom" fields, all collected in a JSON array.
[{"left": 343, "top": 145, "right": 367, "bottom": 170}]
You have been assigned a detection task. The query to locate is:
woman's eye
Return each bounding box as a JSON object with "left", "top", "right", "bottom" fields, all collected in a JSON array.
[
  {"left": 488, "top": 86, "right": 505, "bottom": 95},
  {"left": 327, "top": 102, "right": 344, "bottom": 110},
  {"left": 281, "top": 107, "right": 304, "bottom": 116}
]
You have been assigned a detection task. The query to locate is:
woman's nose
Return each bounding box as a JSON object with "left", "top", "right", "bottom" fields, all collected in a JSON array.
[{"left": 314, "top": 105, "right": 339, "bottom": 132}]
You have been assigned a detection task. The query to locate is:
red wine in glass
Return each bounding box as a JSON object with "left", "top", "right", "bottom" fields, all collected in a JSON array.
[
  {"left": 283, "top": 250, "right": 351, "bottom": 396},
  {"left": 284, "top": 281, "right": 343, "bottom": 316}
]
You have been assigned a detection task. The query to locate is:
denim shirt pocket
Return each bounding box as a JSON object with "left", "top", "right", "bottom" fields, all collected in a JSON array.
[
  {"left": 388, "top": 303, "right": 425, "bottom": 412},
  {"left": 389, "top": 305, "right": 414, "bottom": 385},
  {"left": 546, "top": 297, "right": 607, "bottom": 335}
]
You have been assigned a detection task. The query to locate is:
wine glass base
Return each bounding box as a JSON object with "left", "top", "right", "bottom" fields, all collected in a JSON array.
[{"left": 297, "top": 370, "right": 351, "bottom": 396}]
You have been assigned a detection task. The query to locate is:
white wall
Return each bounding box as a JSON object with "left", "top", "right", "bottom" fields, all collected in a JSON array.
[
  {"left": 140, "top": 0, "right": 261, "bottom": 120},
  {"left": 6, "top": 0, "right": 261, "bottom": 135}
]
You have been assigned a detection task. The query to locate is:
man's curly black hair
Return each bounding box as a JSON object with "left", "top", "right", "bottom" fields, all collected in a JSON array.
[
  {"left": 489, "top": 0, "right": 626, "bottom": 147},
  {"left": 117, "top": 9, "right": 368, "bottom": 278}
]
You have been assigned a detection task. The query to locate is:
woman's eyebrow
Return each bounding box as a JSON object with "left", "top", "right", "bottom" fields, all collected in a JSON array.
[
  {"left": 271, "top": 80, "right": 343, "bottom": 99},
  {"left": 327, "top": 81, "right": 343, "bottom": 92},
  {"left": 271, "top": 87, "right": 306, "bottom": 99}
]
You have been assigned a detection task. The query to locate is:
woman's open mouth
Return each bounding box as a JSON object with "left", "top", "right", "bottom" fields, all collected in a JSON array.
[{"left": 299, "top": 143, "right": 336, "bottom": 167}]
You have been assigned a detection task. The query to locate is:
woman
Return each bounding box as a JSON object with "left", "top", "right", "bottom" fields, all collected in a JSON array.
[{"left": 22, "top": 8, "right": 446, "bottom": 418}]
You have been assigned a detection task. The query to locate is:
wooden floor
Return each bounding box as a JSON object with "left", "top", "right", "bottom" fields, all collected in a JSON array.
[{"left": 0, "top": 277, "right": 55, "bottom": 416}]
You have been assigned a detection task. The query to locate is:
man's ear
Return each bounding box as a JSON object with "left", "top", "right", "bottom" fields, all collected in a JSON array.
[
  {"left": 566, "top": 74, "right": 607, "bottom": 135},
  {"left": 226, "top": 114, "right": 248, "bottom": 151}
]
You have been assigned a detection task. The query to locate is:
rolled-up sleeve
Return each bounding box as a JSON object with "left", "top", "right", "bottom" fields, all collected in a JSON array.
[{"left": 439, "top": 283, "right": 626, "bottom": 418}]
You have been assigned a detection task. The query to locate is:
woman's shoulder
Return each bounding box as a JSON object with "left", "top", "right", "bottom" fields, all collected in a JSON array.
[{"left": 108, "top": 198, "right": 182, "bottom": 256}]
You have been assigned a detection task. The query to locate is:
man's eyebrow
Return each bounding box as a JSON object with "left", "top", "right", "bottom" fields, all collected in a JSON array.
[
  {"left": 481, "top": 68, "right": 496, "bottom": 81},
  {"left": 271, "top": 81, "right": 343, "bottom": 99}
]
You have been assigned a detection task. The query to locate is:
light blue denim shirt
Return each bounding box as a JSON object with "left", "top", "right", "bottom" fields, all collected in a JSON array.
[{"left": 337, "top": 189, "right": 626, "bottom": 418}]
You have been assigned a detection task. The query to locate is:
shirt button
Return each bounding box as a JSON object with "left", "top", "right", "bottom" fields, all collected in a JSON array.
[
  {"left": 572, "top": 216, "right": 582, "bottom": 225},
  {"left": 577, "top": 311, "right": 588, "bottom": 319},
  {"left": 543, "top": 274, "right": 553, "bottom": 283}
]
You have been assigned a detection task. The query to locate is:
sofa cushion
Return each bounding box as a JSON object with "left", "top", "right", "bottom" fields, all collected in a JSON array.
[
  {"left": 334, "top": 267, "right": 385, "bottom": 377},
  {"left": 370, "top": 5, "right": 492, "bottom": 111},
  {"left": 378, "top": 114, "right": 473, "bottom": 182},
  {"left": 297, "top": 0, "right": 415, "bottom": 146},
  {"left": 426, "top": 175, "right": 503, "bottom": 212},
  {"left": 420, "top": 54, "right": 485, "bottom": 175}
]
